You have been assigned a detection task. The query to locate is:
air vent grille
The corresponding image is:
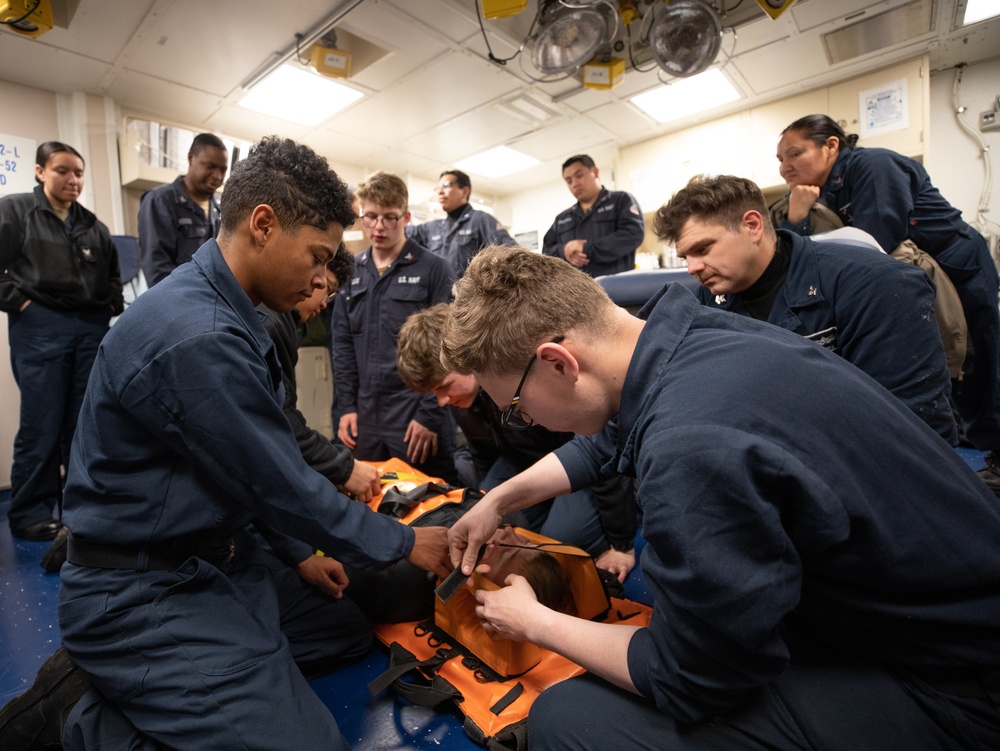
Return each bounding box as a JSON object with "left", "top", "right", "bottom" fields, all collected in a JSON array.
[
  {"left": 494, "top": 92, "right": 563, "bottom": 124},
  {"left": 823, "top": 0, "right": 935, "bottom": 64}
]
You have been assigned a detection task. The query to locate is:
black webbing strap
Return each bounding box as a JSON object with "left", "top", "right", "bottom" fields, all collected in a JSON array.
[
  {"left": 489, "top": 681, "right": 524, "bottom": 715},
  {"left": 484, "top": 718, "right": 529, "bottom": 751},
  {"left": 377, "top": 482, "right": 457, "bottom": 518},
  {"left": 368, "top": 642, "right": 464, "bottom": 709}
]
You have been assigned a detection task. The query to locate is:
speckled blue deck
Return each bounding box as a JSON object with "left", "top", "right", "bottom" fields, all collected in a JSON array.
[{"left": 0, "top": 448, "right": 987, "bottom": 746}]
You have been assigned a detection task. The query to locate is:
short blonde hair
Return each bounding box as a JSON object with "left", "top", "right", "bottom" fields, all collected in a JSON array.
[
  {"left": 442, "top": 246, "right": 615, "bottom": 376},
  {"left": 397, "top": 303, "right": 451, "bottom": 392},
  {"left": 355, "top": 170, "right": 407, "bottom": 211}
]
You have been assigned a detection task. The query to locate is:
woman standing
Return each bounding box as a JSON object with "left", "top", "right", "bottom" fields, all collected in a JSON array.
[
  {"left": 775, "top": 114, "right": 1000, "bottom": 491},
  {"left": 0, "top": 141, "right": 123, "bottom": 540}
]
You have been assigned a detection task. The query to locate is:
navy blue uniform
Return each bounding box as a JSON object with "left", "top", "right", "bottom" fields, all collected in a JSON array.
[
  {"left": 781, "top": 146, "right": 1000, "bottom": 451},
  {"left": 0, "top": 185, "right": 123, "bottom": 534},
  {"left": 407, "top": 203, "right": 515, "bottom": 278},
  {"left": 697, "top": 230, "right": 957, "bottom": 444},
  {"left": 138, "top": 176, "right": 220, "bottom": 286},
  {"left": 532, "top": 283, "right": 1000, "bottom": 749},
  {"left": 331, "top": 240, "right": 456, "bottom": 481},
  {"left": 542, "top": 187, "right": 645, "bottom": 278},
  {"left": 59, "top": 240, "right": 415, "bottom": 751}
]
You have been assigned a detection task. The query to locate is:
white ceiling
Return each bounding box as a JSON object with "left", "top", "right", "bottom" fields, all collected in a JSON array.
[{"left": 0, "top": 0, "right": 997, "bottom": 199}]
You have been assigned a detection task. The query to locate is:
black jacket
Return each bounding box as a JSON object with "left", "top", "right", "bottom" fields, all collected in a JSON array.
[
  {"left": 0, "top": 185, "right": 123, "bottom": 314},
  {"left": 261, "top": 305, "right": 355, "bottom": 486}
]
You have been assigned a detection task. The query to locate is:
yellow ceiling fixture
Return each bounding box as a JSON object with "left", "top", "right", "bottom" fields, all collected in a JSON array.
[
  {"left": 307, "top": 31, "right": 351, "bottom": 79},
  {"left": 481, "top": 0, "right": 529, "bottom": 18},
  {"left": 0, "top": 0, "right": 52, "bottom": 38},
  {"left": 582, "top": 56, "right": 625, "bottom": 89},
  {"left": 755, "top": 0, "right": 796, "bottom": 21},
  {"left": 580, "top": 0, "right": 640, "bottom": 89}
]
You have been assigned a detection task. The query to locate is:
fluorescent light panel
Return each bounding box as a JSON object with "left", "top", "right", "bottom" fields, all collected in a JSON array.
[
  {"left": 238, "top": 65, "right": 363, "bottom": 126},
  {"left": 630, "top": 68, "right": 742, "bottom": 124},
  {"left": 963, "top": 0, "right": 1000, "bottom": 24},
  {"left": 455, "top": 146, "right": 540, "bottom": 178}
]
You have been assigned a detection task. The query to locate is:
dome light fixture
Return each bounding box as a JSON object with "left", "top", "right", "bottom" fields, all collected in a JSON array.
[
  {"left": 645, "top": 0, "right": 723, "bottom": 78},
  {"left": 526, "top": 1, "right": 614, "bottom": 78}
]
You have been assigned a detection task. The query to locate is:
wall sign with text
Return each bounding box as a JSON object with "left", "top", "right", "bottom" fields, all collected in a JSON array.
[{"left": 0, "top": 134, "right": 38, "bottom": 197}]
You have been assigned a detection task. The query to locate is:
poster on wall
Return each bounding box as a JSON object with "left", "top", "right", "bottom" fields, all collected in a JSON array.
[
  {"left": 515, "top": 230, "right": 538, "bottom": 252},
  {"left": 0, "top": 133, "right": 38, "bottom": 197},
  {"left": 859, "top": 79, "right": 909, "bottom": 139}
]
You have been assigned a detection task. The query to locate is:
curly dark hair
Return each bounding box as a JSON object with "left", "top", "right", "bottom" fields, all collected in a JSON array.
[{"left": 219, "top": 136, "right": 356, "bottom": 235}]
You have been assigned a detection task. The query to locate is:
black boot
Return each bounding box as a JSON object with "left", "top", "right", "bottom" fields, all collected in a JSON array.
[
  {"left": 0, "top": 647, "right": 90, "bottom": 750},
  {"left": 40, "top": 526, "right": 71, "bottom": 574},
  {"left": 976, "top": 451, "right": 1000, "bottom": 495}
]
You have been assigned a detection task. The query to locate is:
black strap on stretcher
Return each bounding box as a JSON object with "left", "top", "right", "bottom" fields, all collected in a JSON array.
[
  {"left": 376, "top": 481, "right": 458, "bottom": 519},
  {"left": 368, "top": 642, "right": 464, "bottom": 709}
]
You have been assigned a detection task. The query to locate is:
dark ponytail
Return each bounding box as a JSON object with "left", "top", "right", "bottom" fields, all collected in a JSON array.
[
  {"left": 35, "top": 141, "right": 84, "bottom": 184},
  {"left": 782, "top": 114, "right": 859, "bottom": 150}
]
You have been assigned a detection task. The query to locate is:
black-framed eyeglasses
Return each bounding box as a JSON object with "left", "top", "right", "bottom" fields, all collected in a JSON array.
[
  {"left": 501, "top": 336, "right": 564, "bottom": 430},
  {"left": 360, "top": 212, "right": 403, "bottom": 229}
]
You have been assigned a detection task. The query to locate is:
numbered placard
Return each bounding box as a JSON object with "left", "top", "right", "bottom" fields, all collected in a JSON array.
[{"left": 0, "top": 134, "right": 39, "bottom": 197}]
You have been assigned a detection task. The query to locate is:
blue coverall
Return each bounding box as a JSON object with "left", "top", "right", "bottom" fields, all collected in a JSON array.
[
  {"left": 697, "top": 230, "right": 957, "bottom": 444},
  {"left": 137, "top": 176, "right": 220, "bottom": 286},
  {"left": 407, "top": 203, "right": 515, "bottom": 279},
  {"left": 781, "top": 146, "right": 1000, "bottom": 451},
  {"left": 59, "top": 240, "right": 417, "bottom": 751},
  {"left": 542, "top": 187, "right": 645, "bottom": 278},
  {"left": 531, "top": 283, "right": 1000, "bottom": 750},
  {"left": 331, "top": 239, "right": 457, "bottom": 482}
]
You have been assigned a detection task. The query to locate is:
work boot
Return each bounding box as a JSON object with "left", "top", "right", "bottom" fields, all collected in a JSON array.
[
  {"left": 0, "top": 647, "right": 90, "bottom": 750},
  {"left": 976, "top": 451, "right": 1000, "bottom": 494},
  {"left": 40, "top": 526, "right": 70, "bottom": 574},
  {"left": 10, "top": 520, "right": 61, "bottom": 542}
]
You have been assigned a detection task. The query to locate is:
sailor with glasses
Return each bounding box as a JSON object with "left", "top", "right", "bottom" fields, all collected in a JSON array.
[
  {"left": 332, "top": 171, "right": 458, "bottom": 483},
  {"left": 407, "top": 169, "right": 516, "bottom": 279},
  {"left": 397, "top": 307, "right": 638, "bottom": 582}
]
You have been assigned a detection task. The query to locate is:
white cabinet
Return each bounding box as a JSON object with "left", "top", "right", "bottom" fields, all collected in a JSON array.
[
  {"left": 294, "top": 347, "right": 334, "bottom": 440},
  {"left": 0, "top": 323, "right": 16, "bottom": 488}
]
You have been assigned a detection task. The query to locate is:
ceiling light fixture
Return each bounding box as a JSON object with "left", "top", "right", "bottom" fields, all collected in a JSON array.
[
  {"left": 630, "top": 67, "right": 741, "bottom": 123},
  {"left": 238, "top": 65, "right": 363, "bottom": 126},
  {"left": 962, "top": 0, "right": 1000, "bottom": 24},
  {"left": 521, "top": 0, "right": 618, "bottom": 81},
  {"left": 455, "top": 146, "right": 540, "bottom": 178},
  {"left": 644, "top": 0, "right": 724, "bottom": 78}
]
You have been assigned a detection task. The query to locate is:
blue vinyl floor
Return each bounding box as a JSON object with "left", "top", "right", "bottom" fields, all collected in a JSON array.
[{"left": 0, "top": 485, "right": 655, "bottom": 750}]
